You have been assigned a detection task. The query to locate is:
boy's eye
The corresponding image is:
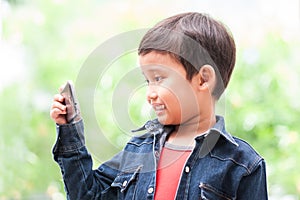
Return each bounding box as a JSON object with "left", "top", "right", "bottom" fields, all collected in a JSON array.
[
  {"left": 144, "top": 75, "right": 164, "bottom": 85},
  {"left": 154, "top": 76, "right": 163, "bottom": 82}
]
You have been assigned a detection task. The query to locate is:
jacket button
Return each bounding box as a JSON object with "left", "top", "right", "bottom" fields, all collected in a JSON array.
[
  {"left": 185, "top": 166, "right": 190, "bottom": 173},
  {"left": 122, "top": 180, "right": 128, "bottom": 187},
  {"left": 148, "top": 187, "right": 154, "bottom": 194}
]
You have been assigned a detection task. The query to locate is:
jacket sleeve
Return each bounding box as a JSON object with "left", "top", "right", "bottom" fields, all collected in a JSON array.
[
  {"left": 236, "top": 159, "right": 268, "bottom": 200},
  {"left": 52, "top": 120, "right": 119, "bottom": 200}
]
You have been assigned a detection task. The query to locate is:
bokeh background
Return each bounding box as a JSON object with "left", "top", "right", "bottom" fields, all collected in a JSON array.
[{"left": 1, "top": 0, "right": 300, "bottom": 199}]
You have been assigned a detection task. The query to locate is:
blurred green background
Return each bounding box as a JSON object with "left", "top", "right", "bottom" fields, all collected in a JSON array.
[{"left": 0, "top": 0, "right": 299, "bottom": 199}]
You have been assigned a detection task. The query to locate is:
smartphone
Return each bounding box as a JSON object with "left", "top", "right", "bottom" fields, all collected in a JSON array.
[{"left": 60, "top": 81, "right": 80, "bottom": 123}]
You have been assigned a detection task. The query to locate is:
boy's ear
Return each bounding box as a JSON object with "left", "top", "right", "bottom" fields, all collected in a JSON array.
[{"left": 198, "top": 65, "right": 216, "bottom": 92}]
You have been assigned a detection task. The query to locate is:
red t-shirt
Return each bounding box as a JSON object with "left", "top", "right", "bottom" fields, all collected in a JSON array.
[{"left": 154, "top": 142, "right": 192, "bottom": 200}]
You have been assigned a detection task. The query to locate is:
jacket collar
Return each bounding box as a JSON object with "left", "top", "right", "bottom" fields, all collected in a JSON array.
[
  {"left": 209, "top": 115, "right": 239, "bottom": 146},
  {"left": 131, "top": 118, "right": 162, "bottom": 132},
  {"left": 132, "top": 115, "right": 238, "bottom": 146}
]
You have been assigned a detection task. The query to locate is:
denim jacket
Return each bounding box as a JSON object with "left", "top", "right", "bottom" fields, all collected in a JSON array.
[{"left": 52, "top": 116, "right": 268, "bottom": 200}]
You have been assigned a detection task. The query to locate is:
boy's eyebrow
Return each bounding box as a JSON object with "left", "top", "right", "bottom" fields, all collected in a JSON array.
[
  {"left": 140, "top": 65, "right": 169, "bottom": 73},
  {"left": 141, "top": 69, "right": 165, "bottom": 77}
]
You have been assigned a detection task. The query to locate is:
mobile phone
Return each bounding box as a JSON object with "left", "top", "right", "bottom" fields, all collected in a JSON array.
[{"left": 60, "top": 81, "right": 80, "bottom": 123}]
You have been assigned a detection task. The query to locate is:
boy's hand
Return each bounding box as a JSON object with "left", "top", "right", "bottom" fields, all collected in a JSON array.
[{"left": 50, "top": 86, "right": 67, "bottom": 125}]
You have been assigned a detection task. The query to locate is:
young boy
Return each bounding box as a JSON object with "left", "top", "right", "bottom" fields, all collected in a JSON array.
[{"left": 50, "top": 12, "right": 268, "bottom": 199}]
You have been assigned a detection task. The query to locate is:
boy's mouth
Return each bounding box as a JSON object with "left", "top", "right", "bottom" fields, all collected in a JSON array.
[
  {"left": 153, "top": 105, "right": 165, "bottom": 110},
  {"left": 152, "top": 104, "right": 166, "bottom": 115}
]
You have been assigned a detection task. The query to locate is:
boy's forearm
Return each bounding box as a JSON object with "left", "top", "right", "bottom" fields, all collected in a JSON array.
[{"left": 52, "top": 120, "right": 111, "bottom": 199}]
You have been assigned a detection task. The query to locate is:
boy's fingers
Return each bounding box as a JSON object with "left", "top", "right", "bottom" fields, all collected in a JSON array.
[
  {"left": 50, "top": 108, "right": 63, "bottom": 119},
  {"left": 59, "top": 84, "right": 65, "bottom": 93},
  {"left": 50, "top": 109, "right": 67, "bottom": 125},
  {"left": 50, "top": 84, "right": 69, "bottom": 125},
  {"left": 51, "top": 107, "right": 66, "bottom": 116},
  {"left": 51, "top": 101, "right": 66, "bottom": 112},
  {"left": 53, "top": 94, "right": 65, "bottom": 103},
  {"left": 50, "top": 108, "right": 67, "bottom": 124}
]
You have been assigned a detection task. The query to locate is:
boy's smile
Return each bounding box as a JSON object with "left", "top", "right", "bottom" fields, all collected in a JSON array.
[{"left": 139, "top": 51, "right": 201, "bottom": 125}]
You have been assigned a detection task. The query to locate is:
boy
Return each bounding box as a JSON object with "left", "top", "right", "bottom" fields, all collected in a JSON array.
[{"left": 50, "top": 12, "right": 268, "bottom": 199}]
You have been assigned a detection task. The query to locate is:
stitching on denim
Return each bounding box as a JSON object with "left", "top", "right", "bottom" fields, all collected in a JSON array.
[
  {"left": 127, "top": 140, "right": 153, "bottom": 146},
  {"left": 247, "top": 156, "right": 262, "bottom": 173},
  {"left": 58, "top": 157, "right": 70, "bottom": 195},
  {"left": 210, "top": 153, "right": 252, "bottom": 174},
  {"left": 209, "top": 136, "right": 263, "bottom": 175},
  {"left": 57, "top": 142, "right": 85, "bottom": 154},
  {"left": 199, "top": 183, "right": 233, "bottom": 200},
  {"left": 75, "top": 148, "right": 97, "bottom": 199},
  {"left": 112, "top": 165, "right": 143, "bottom": 193},
  {"left": 118, "top": 164, "right": 143, "bottom": 175},
  {"left": 56, "top": 120, "right": 86, "bottom": 153}
]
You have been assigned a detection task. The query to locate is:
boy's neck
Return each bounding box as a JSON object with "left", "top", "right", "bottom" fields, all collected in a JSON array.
[{"left": 167, "top": 112, "right": 216, "bottom": 147}]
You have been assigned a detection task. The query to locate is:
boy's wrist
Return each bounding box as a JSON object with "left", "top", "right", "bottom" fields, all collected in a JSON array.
[{"left": 53, "top": 119, "right": 85, "bottom": 155}]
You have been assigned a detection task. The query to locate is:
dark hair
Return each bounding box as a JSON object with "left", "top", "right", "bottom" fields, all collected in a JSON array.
[{"left": 138, "top": 12, "right": 236, "bottom": 99}]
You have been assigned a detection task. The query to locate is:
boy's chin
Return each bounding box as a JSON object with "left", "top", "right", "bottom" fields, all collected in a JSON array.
[
  {"left": 157, "top": 117, "right": 167, "bottom": 125},
  {"left": 157, "top": 117, "right": 176, "bottom": 125}
]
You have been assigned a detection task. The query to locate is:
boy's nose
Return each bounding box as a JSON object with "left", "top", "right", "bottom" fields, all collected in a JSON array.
[{"left": 146, "top": 86, "right": 158, "bottom": 103}]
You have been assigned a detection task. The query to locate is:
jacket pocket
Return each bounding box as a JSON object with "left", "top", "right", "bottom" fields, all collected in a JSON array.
[
  {"left": 199, "top": 183, "right": 233, "bottom": 200},
  {"left": 110, "top": 165, "right": 143, "bottom": 199}
]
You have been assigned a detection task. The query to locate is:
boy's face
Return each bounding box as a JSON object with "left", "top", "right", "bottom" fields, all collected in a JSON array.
[{"left": 139, "top": 51, "right": 201, "bottom": 125}]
